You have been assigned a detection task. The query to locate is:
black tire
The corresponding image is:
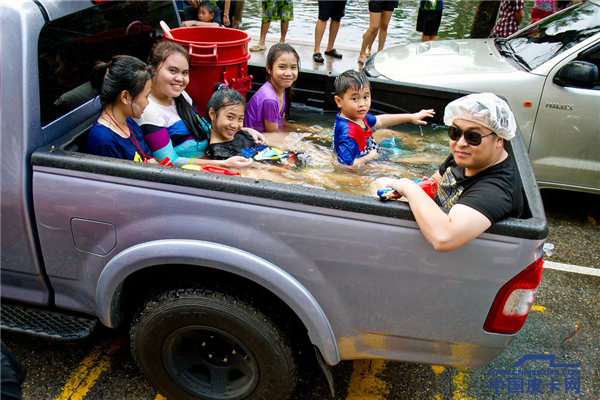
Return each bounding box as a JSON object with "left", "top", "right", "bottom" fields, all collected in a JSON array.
[{"left": 130, "top": 288, "right": 297, "bottom": 400}]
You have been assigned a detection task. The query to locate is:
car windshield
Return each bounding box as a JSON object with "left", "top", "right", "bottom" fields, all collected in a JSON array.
[{"left": 507, "top": 1, "right": 600, "bottom": 70}]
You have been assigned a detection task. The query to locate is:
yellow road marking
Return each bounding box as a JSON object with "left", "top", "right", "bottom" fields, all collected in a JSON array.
[
  {"left": 346, "top": 359, "right": 389, "bottom": 400},
  {"left": 154, "top": 395, "right": 167, "bottom": 400},
  {"left": 531, "top": 305, "right": 546, "bottom": 312},
  {"left": 54, "top": 338, "right": 123, "bottom": 400},
  {"left": 431, "top": 365, "right": 446, "bottom": 375},
  {"left": 452, "top": 369, "right": 476, "bottom": 400}
]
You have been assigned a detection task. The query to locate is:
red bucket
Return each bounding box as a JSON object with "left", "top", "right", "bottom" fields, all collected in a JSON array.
[{"left": 164, "top": 27, "right": 253, "bottom": 116}]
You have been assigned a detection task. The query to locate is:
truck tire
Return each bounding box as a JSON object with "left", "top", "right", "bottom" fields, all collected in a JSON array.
[{"left": 130, "top": 288, "right": 297, "bottom": 400}]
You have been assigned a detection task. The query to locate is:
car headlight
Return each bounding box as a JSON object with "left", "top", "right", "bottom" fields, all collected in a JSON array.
[{"left": 363, "top": 54, "right": 382, "bottom": 78}]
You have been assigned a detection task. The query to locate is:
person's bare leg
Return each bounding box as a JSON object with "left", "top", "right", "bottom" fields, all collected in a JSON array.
[
  {"left": 359, "top": 12, "right": 381, "bottom": 62},
  {"left": 421, "top": 34, "right": 438, "bottom": 42},
  {"left": 280, "top": 20, "right": 289, "bottom": 43},
  {"left": 325, "top": 20, "right": 340, "bottom": 52},
  {"left": 377, "top": 10, "right": 393, "bottom": 51},
  {"left": 314, "top": 19, "right": 327, "bottom": 54},
  {"left": 258, "top": 21, "right": 270, "bottom": 46}
]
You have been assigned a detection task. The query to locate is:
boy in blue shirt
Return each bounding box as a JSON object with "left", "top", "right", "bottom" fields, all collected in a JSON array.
[{"left": 333, "top": 70, "right": 435, "bottom": 169}]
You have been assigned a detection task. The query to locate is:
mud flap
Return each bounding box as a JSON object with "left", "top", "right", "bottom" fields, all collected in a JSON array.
[{"left": 314, "top": 345, "right": 335, "bottom": 398}]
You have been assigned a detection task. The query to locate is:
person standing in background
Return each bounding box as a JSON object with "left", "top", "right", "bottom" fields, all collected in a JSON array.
[
  {"left": 530, "top": 0, "right": 555, "bottom": 23},
  {"left": 313, "top": 0, "right": 347, "bottom": 63},
  {"left": 249, "top": 1, "right": 294, "bottom": 52},
  {"left": 490, "top": 0, "right": 524, "bottom": 38},
  {"left": 358, "top": 1, "right": 398, "bottom": 64},
  {"left": 231, "top": 0, "right": 246, "bottom": 28},
  {"left": 416, "top": 0, "right": 444, "bottom": 42}
]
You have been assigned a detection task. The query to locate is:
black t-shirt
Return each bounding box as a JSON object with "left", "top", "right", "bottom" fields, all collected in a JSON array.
[
  {"left": 206, "top": 130, "right": 255, "bottom": 159},
  {"left": 435, "top": 153, "right": 524, "bottom": 224}
]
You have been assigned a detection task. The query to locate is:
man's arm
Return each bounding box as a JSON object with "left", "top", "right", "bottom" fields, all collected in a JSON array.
[
  {"left": 377, "top": 178, "right": 492, "bottom": 252},
  {"left": 515, "top": 9, "right": 524, "bottom": 25},
  {"left": 373, "top": 109, "right": 435, "bottom": 129}
]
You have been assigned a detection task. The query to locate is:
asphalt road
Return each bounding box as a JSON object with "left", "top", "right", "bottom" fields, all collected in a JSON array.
[{"left": 2, "top": 188, "right": 598, "bottom": 400}]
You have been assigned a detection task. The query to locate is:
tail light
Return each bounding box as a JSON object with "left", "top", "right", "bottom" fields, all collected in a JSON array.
[{"left": 484, "top": 258, "right": 544, "bottom": 334}]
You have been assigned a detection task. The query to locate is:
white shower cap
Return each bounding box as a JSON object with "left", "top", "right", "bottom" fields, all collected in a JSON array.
[{"left": 443, "top": 93, "right": 517, "bottom": 141}]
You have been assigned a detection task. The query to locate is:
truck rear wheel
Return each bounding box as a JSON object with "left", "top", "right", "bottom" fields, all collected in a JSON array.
[{"left": 130, "top": 288, "right": 297, "bottom": 400}]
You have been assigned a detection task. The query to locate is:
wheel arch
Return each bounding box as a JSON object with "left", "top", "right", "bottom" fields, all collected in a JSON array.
[{"left": 96, "top": 239, "right": 340, "bottom": 365}]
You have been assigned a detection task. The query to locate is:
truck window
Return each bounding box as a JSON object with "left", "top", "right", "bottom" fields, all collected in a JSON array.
[
  {"left": 38, "top": 1, "right": 178, "bottom": 126},
  {"left": 577, "top": 44, "right": 600, "bottom": 90}
]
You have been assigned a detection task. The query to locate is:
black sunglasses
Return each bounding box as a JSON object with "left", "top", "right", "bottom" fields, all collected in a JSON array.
[{"left": 448, "top": 126, "right": 495, "bottom": 146}]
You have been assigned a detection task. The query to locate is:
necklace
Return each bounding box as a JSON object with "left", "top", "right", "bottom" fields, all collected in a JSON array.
[{"left": 103, "top": 109, "right": 152, "bottom": 162}]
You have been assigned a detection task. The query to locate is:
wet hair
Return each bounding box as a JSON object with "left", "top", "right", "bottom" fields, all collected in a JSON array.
[
  {"left": 334, "top": 70, "right": 371, "bottom": 97},
  {"left": 265, "top": 43, "right": 300, "bottom": 120},
  {"left": 147, "top": 40, "right": 209, "bottom": 143},
  {"left": 199, "top": 1, "right": 216, "bottom": 16},
  {"left": 206, "top": 86, "right": 245, "bottom": 122},
  {"left": 90, "top": 55, "right": 153, "bottom": 107}
]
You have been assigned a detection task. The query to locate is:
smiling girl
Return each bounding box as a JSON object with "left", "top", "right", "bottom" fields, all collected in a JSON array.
[
  {"left": 135, "top": 41, "right": 262, "bottom": 168},
  {"left": 87, "top": 55, "right": 157, "bottom": 163},
  {"left": 244, "top": 43, "right": 301, "bottom": 133}
]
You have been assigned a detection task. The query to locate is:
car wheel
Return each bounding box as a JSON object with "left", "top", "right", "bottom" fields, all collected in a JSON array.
[{"left": 130, "top": 288, "right": 297, "bottom": 400}]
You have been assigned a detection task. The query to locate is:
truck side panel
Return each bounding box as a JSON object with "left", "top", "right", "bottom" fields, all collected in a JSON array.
[{"left": 33, "top": 167, "right": 544, "bottom": 367}]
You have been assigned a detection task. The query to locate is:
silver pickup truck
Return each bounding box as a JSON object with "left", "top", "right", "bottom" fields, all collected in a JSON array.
[{"left": 1, "top": 1, "right": 548, "bottom": 399}]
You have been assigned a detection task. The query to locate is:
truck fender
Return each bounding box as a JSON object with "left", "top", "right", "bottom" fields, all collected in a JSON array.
[{"left": 96, "top": 239, "right": 340, "bottom": 365}]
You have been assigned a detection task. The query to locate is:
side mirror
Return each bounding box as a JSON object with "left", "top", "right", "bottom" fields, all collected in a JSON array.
[{"left": 553, "top": 61, "right": 598, "bottom": 89}]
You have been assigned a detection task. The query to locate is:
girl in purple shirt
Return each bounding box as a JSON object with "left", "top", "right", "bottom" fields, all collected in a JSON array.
[{"left": 244, "top": 43, "right": 300, "bottom": 132}]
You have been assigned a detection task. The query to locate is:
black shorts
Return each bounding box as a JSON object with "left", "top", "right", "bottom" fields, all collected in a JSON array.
[
  {"left": 416, "top": 8, "right": 442, "bottom": 36},
  {"left": 368, "top": 1, "right": 399, "bottom": 13},
  {"left": 318, "top": 0, "right": 347, "bottom": 21}
]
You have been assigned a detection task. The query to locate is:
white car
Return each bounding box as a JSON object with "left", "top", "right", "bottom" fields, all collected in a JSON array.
[{"left": 365, "top": 1, "right": 600, "bottom": 194}]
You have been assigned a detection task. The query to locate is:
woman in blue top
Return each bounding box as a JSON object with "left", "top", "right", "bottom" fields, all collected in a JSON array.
[{"left": 86, "top": 55, "right": 158, "bottom": 163}]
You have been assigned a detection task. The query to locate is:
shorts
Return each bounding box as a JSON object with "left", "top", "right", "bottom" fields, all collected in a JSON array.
[
  {"left": 368, "top": 1, "right": 399, "bottom": 13},
  {"left": 318, "top": 0, "right": 347, "bottom": 22},
  {"left": 416, "top": 8, "right": 442, "bottom": 36},
  {"left": 261, "top": 0, "right": 293, "bottom": 23},
  {"left": 233, "top": 0, "right": 245, "bottom": 21}
]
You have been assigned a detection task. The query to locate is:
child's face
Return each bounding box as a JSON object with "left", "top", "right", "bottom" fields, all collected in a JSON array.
[
  {"left": 198, "top": 7, "right": 214, "bottom": 22},
  {"left": 209, "top": 104, "right": 245, "bottom": 142},
  {"left": 266, "top": 52, "right": 298, "bottom": 92},
  {"left": 335, "top": 85, "right": 371, "bottom": 122}
]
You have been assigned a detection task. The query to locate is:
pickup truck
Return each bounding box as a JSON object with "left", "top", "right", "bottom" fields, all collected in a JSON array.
[
  {"left": 364, "top": 0, "right": 600, "bottom": 195},
  {"left": 1, "top": 1, "right": 548, "bottom": 400}
]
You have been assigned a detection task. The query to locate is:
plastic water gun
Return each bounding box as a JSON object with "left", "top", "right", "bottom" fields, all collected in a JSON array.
[
  {"left": 181, "top": 164, "right": 244, "bottom": 177},
  {"left": 377, "top": 179, "right": 439, "bottom": 201},
  {"left": 158, "top": 157, "right": 174, "bottom": 167}
]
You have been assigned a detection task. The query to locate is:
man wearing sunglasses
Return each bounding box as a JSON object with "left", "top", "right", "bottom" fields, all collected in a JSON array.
[{"left": 376, "top": 93, "right": 524, "bottom": 252}]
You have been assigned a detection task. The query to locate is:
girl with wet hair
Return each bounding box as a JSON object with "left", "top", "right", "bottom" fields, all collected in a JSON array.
[
  {"left": 244, "top": 43, "right": 301, "bottom": 133},
  {"left": 87, "top": 55, "right": 158, "bottom": 163},
  {"left": 135, "top": 40, "right": 263, "bottom": 168},
  {"left": 206, "top": 86, "right": 306, "bottom": 170}
]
